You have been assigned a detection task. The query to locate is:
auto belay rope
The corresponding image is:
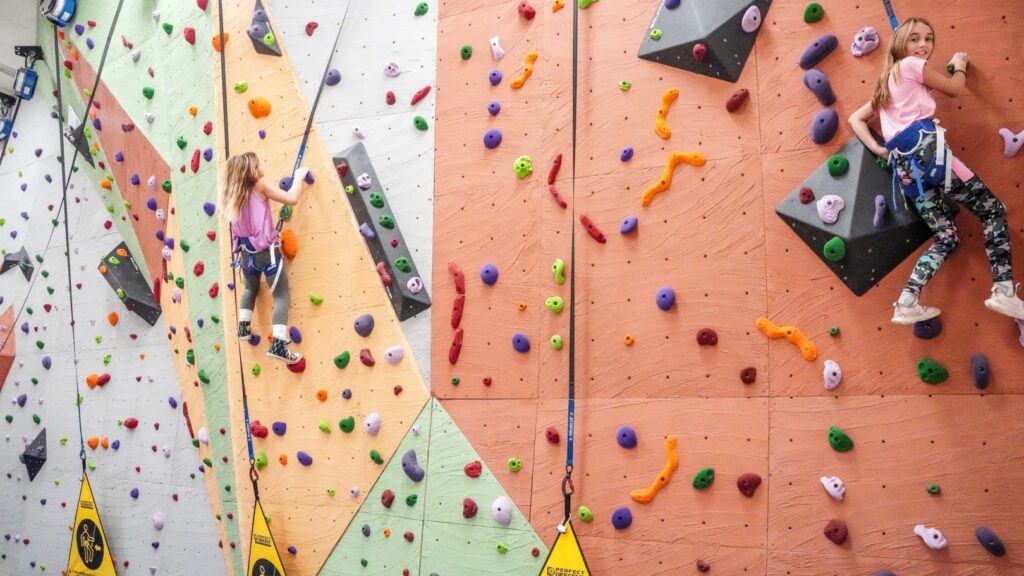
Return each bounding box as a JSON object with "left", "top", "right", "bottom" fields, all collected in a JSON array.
[
  {"left": 881, "top": 0, "right": 898, "bottom": 30},
  {"left": 539, "top": 0, "right": 591, "bottom": 573}
]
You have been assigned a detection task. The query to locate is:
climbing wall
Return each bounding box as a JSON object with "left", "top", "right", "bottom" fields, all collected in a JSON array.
[{"left": 434, "top": 0, "right": 1024, "bottom": 574}]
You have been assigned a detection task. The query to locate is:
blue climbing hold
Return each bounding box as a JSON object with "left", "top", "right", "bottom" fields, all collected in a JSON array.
[
  {"left": 480, "top": 263, "right": 499, "bottom": 285},
  {"left": 656, "top": 287, "right": 676, "bottom": 311},
  {"left": 512, "top": 333, "right": 531, "bottom": 353},
  {"left": 611, "top": 507, "right": 633, "bottom": 529},
  {"left": 616, "top": 425, "right": 637, "bottom": 449},
  {"left": 971, "top": 354, "right": 989, "bottom": 389},
  {"left": 483, "top": 129, "right": 503, "bottom": 149}
]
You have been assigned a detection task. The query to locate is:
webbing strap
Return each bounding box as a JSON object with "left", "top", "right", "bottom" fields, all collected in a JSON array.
[{"left": 882, "top": 0, "right": 899, "bottom": 30}]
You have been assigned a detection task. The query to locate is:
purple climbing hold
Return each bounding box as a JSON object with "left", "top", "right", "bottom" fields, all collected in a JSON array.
[
  {"left": 279, "top": 176, "right": 293, "bottom": 190},
  {"left": 354, "top": 314, "right": 375, "bottom": 337},
  {"left": 165, "top": 238, "right": 175, "bottom": 250},
  {"left": 130, "top": 488, "right": 139, "bottom": 499},
  {"left": 259, "top": 129, "right": 267, "bottom": 139},
  {"left": 480, "top": 263, "right": 499, "bottom": 285},
  {"left": 19, "top": 211, "right": 27, "bottom": 220},
  {"left": 611, "top": 507, "right": 633, "bottom": 529},
  {"left": 741, "top": 5, "right": 763, "bottom": 33},
  {"left": 253, "top": 9, "right": 269, "bottom": 22},
  {"left": 21, "top": 322, "right": 28, "bottom": 334},
  {"left": 402, "top": 449, "right": 425, "bottom": 482},
  {"left": 272, "top": 421, "right": 287, "bottom": 436},
  {"left": 620, "top": 147, "right": 634, "bottom": 162},
  {"left": 361, "top": 524, "right": 371, "bottom": 537},
  {"left": 664, "top": 0, "right": 680, "bottom": 8},
  {"left": 289, "top": 326, "right": 302, "bottom": 344},
  {"left": 114, "top": 151, "right": 124, "bottom": 162},
  {"left": 873, "top": 194, "right": 887, "bottom": 228},
  {"left": 342, "top": 388, "right": 352, "bottom": 400},
  {"left": 488, "top": 101, "right": 501, "bottom": 116},
  {"left": 156, "top": 230, "right": 165, "bottom": 242},
  {"left": 975, "top": 526, "right": 1006, "bottom": 557},
  {"left": 34, "top": 149, "right": 42, "bottom": 157},
  {"left": 325, "top": 69, "right": 342, "bottom": 86},
  {"left": 802, "top": 69, "right": 835, "bottom": 106},
  {"left": 489, "top": 69, "right": 503, "bottom": 86},
  {"left": 44, "top": 175, "right": 52, "bottom": 183},
  {"left": 16, "top": 394, "right": 26, "bottom": 407},
  {"left": 620, "top": 216, "right": 638, "bottom": 234},
  {"left": 111, "top": 439, "right": 120, "bottom": 450},
  {"left": 92, "top": 118, "right": 102, "bottom": 131},
  {"left": 203, "top": 202, "right": 216, "bottom": 216},
  {"left": 971, "top": 354, "right": 989, "bottom": 389},
  {"left": 147, "top": 197, "right": 158, "bottom": 210},
  {"left": 74, "top": 24, "right": 84, "bottom": 35},
  {"left": 86, "top": 38, "right": 95, "bottom": 50},
  {"left": 130, "top": 173, "right": 141, "bottom": 186},
  {"left": 297, "top": 451, "right": 313, "bottom": 466},
  {"left": 616, "top": 425, "right": 637, "bottom": 449},
  {"left": 800, "top": 34, "right": 839, "bottom": 70},
  {"left": 10, "top": 231, "right": 16, "bottom": 239},
  {"left": 19, "top": 184, "right": 26, "bottom": 192},
  {"left": 913, "top": 317, "right": 942, "bottom": 340},
  {"left": 197, "top": 319, "right": 205, "bottom": 328},
  {"left": 247, "top": 24, "right": 267, "bottom": 40},
  {"left": 359, "top": 223, "right": 376, "bottom": 239},
  {"left": 303, "top": 170, "right": 315, "bottom": 185},
  {"left": 512, "top": 332, "right": 531, "bottom": 353},
  {"left": 483, "top": 129, "right": 503, "bottom": 149},
  {"left": 656, "top": 287, "right": 676, "bottom": 311},
  {"left": 810, "top": 109, "right": 839, "bottom": 145},
  {"left": 203, "top": 148, "right": 214, "bottom": 162},
  {"left": 168, "top": 397, "right": 178, "bottom": 409},
  {"left": 41, "top": 356, "right": 51, "bottom": 370}
]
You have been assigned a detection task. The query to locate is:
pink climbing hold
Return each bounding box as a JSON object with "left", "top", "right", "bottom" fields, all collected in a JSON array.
[
  {"left": 692, "top": 43, "right": 707, "bottom": 62},
  {"left": 998, "top": 128, "right": 1024, "bottom": 157},
  {"left": 183, "top": 27, "right": 196, "bottom": 44}
]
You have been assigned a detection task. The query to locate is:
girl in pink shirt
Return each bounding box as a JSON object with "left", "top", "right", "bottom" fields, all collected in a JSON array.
[{"left": 849, "top": 17, "right": 1024, "bottom": 325}]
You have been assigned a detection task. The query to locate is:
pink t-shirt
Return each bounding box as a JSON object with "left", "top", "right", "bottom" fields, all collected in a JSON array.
[{"left": 880, "top": 56, "right": 935, "bottom": 141}]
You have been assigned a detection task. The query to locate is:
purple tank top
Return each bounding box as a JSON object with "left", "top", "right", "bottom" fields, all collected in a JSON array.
[{"left": 231, "top": 190, "right": 277, "bottom": 253}]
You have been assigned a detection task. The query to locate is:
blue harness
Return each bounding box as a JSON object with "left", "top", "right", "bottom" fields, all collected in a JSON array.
[
  {"left": 885, "top": 118, "right": 952, "bottom": 210},
  {"left": 233, "top": 237, "right": 284, "bottom": 292}
]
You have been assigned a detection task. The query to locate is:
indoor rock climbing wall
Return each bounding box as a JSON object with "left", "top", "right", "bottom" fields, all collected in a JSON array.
[
  {"left": 0, "top": 63, "right": 224, "bottom": 574},
  {"left": 433, "top": 0, "right": 1024, "bottom": 574}
]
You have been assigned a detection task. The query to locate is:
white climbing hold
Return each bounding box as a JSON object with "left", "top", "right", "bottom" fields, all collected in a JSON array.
[
  {"left": 816, "top": 194, "right": 845, "bottom": 224},
  {"left": 998, "top": 127, "right": 1024, "bottom": 157},
  {"left": 131, "top": 49, "right": 142, "bottom": 62},
  {"left": 741, "top": 5, "right": 762, "bottom": 33},
  {"left": 153, "top": 511, "right": 165, "bottom": 530},
  {"left": 364, "top": 412, "right": 382, "bottom": 436},
  {"left": 161, "top": 445, "right": 171, "bottom": 458},
  {"left": 349, "top": 487, "right": 361, "bottom": 498},
  {"left": 197, "top": 427, "right": 208, "bottom": 445},
  {"left": 850, "top": 26, "right": 880, "bottom": 57},
  {"left": 411, "top": 424, "right": 422, "bottom": 436},
  {"left": 151, "top": 10, "right": 160, "bottom": 21},
  {"left": 383, "top": 62, "right": 401, "bottom": 77},
  {"left": 145, "top": 112, "right": 156, "bottom": 123},
  {"left": 822, "top": 359, "right": 842, "bottom": 390},
  {"left": 407, "top": 276, "right": 423, "bottom": 294},
  {"left": 147, "top": 175, "right": 157, "bottom": 188},
  {"left": 356, "top": 173, "right": 372, "bottom": 190},
  {"left": 384, "top": 345, "right": 404, "bottom": 364},
  {"left": 914, "top": 524, "right": 948, "bottom": 550},
  {"left": 352, "top": 126, "right": 366, "bottom": 140},
  {"left": 155, "top": 208, "right": 165, "bottom": 221},
  {"left": 491, "top": 496, "right": 513, "bottom": 526},
  {"left": 161, "top": 246, "right": 172, "bottom": 261},
  {"left": 490, "top": 36, "right": 505, "bottom": 60},
  {"left": 820, "top": 475, "right": 846, "bottom": 500}
]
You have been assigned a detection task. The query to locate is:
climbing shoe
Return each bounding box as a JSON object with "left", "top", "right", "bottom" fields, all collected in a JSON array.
[
  {"left": 984, "top": 283, "right": 1024, "bottom": 320},
  {"left": 237, "top": 320, "right": 251, "bottom": 340},
  {"left": 267, "top": 337, "right": 302, "bottom": 365},
  {"left": 891, "top": 302, "right": 941, "bottom": 325}
]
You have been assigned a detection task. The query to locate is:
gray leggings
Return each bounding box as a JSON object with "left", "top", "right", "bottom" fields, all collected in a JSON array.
[{"left": 240, "top": 247, "right": 290, "bottom": 326}]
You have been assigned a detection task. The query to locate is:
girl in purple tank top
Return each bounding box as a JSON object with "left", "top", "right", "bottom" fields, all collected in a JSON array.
[{"left": 219, "top": 152, "right": 310, "bottom": 364}]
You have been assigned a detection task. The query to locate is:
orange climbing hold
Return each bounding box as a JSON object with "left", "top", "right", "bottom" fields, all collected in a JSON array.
[
  {"left": 640, "top": 151, "right": 707, "bottom": 207},
  {"left": 630, "top": 435, "right": 678, "bottom": 503},
  {"left": 280, "top": 229, "right": 298, "bottom": 259},
  {"left": 188, "top": 106, "right": 198, "bottom": 116},
  {"left": 654, "top": 88, "right": 679, "bottom": 140},
  {"left": 107, "top": 312, "right": 119, "bottom": 326},
  {"left": 87, "top": 437, "right": 99, "bottom": 450},
  {"left": 278, "top": 454, "right": 288, "bottom": 465},
  {"left": 553, "top": 0, "right": 565, "bottom": 11},
  {"left": 117, "top": 248, "right": 128, "bottom": 257},
  {"left": 316, "top": 389, "right": 328, "bottom": 402},
  {"left": 100, "top": 178, "right": 112, "bottom": 191},
  {"left": 248, "top": 97, "right": 272, "bottom": 118},
  {"left": 510, "top": 50, "right": 539, "bottom": 89},
  {"left": 212, "top": 33, "right": 229, "bottom": 52},
  {"left": 755, "top": 318, "right": 818, "bottom": 361}
]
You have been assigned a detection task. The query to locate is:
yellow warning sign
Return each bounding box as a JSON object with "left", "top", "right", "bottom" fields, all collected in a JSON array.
[
  {"left": 538, "top": 520, "right": 591, "bottom": 576},
  {"left": 66, "top": 473, "right": 117, "bottom": 576},
  {"left": 248, "top": 499, "right": 287, "bottom": 576}
]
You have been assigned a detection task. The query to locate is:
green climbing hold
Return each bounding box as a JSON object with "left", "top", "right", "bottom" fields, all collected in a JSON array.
[
  {"left": 926, "top": 483, "right": 941, "bottom": 495},
  {"left": 370, "top": 449, "right": 383, "bottom": 464},
  {"left": 186, "top": 349, "right": 195, "bottom": 366},
  {"left": 319, "top": 421, "right": 331, "bottom": 433},
  {"left": 175, "top": 276, "right": 184, "bottom": 289},
  {"left": 255, "top": 451, "right": 268, "bottom": 469},
  {"left": 827, "top": 154, "right": 850, "bottom": 177},
  {"left": 550, "top": 334, "right": 563, "bottom": 350},
  {"left": 252, "top": 364, "right": 261, "bottom": 377},
  {"left": 35, "top": 341, "right": 43, "bottom": 350},
  {"left": 107, "top": 256, "right": 121, "bottom": 265},
  {"left": 496, "top": 542, "right": 509, "bottom": 554},
  {"left": 143, "top": 86, "right": 155, "bottom": 99},
  {"left": 360, "top": 559, "right": 368, "bottom": 568},
  {"left": 414, "top": 2, "right": 428, "bottom": 15},
  {"left": 577, "top": 506, "right": 593, "bottom": 522},
  {"left": 224, "top": 485, "right": 232, "bottom": 492},
  {"left": 828, "top": 326, "right": 840, "bottom": 336},
  {"left": 333, "top": 351, "right": 351, "bottom": 368},
  {"left": 650, "top": 28, "right": 663, "bottom": 40},
  {"left": 87, "top": 460, "right": 96, "bottom": 471},
  {"left": 176, "top": 137, "right": 187, "bottom": 150},
  {"left": 309, "top": 293, "right": 324, "bottom": 305},
  {"left": 234, "top": 81, "right": 248, "bottom": 93},
  {"left": 394, "top": 257, "right": 412, "bottom": 273},
  {"left": 180, "top": 240, "right": 190, "bottom": 252},
  {"left": 692, "top": 467, "right": 715, "bottom": 490},
  {"left": 508, "top": 457, "right": 522, "bottom": 472},
  {"left": 619, "top": 80, "right": 632, "bottom": 91},
  {"left": 917, "top": 358, "right": 949, "bottom": 384},
  {"left": 552, "top": 258, "right": 565, "bottom": 284},
  {"left": 514, "top": 155, "right": 533, "bottom": 179},
  {"left": 545, "top": 296, "right": 565, "bottom": 313},
  {"left": 46, "top": 287, "right": 54, "bottom": 295},
  {"left": 413, "top": 116, "right": 429, "bottom": 131},
  {"left": 823, "top": 236, "right": 846, "bottom": 261},
  {"left": 32, "top": 414, "right": 40, "bottom": 424},
  {"left": 211, "top": 315, "right": 221, "bottom": 323},
  {"left": 369, "top": 192, "right": 384, "bottom": 208},
  {"left": 451, "top": 376, "right": 460, "bottom": 385},
  {"left": 803, "top": 2, "right": 824, "bottom": 23},
  {"left": 579, "top": 0, "right": 598, "bottom": 8},
  {"left": 4, "top": 415, "right": 11, "bottom": 423},
  {"left": 162, "top": 179, "right": 172, "bottom": 193},
  {"left": 102, "top": 354, "right": 111, "bottom": 365},
  {"left": 828, "top": 424, "right": 854, "bottom": 452},
  {"left": 460, "top": 44, "right": 473, "bottom": 60},
  {"left": 378, "top": 215, "right": 395, "bottom": 229},
  {"left": 198, "top": 369, "right": 211, "bottom": 384},
  {"left": 405, "top": 494, "right": 418, "bottom": 507},
  {"left": 116, "top": 288, "right": 125, "bottom": 299},
  {"left": 162, "top": 23, "right": 173, "bottom": 35},
  {"left": 345, "top": 184, "right": 355, "bottom": 194},
  {"left": 339, "top": 416, "right": 355, "bottom": 433},
  {"left": 203, "top": 457, "right": 213, "bottom": 467},
  {"left": 327, "top": 488, "right": 336, "bottom": 496},
  {"left": 262, "top": 33, "right": 276, "bottom": 48}
]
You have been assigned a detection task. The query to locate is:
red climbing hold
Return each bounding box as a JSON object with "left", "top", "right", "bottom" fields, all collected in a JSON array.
[
  {"left": 305, "top": 21, "right": 318, "bottom": 36},
  {"left": 726, "top": 88, "right": 749, "bottom": 113},
  {"left": 376, "top": 261, "right": 393, "bottom": 286},
  {"left": 385, "top": 91, "right": 396, "bottom": 106},
  {"left": 193, "top": 261, "right": 204, "bottom": 277},
  {"left": 360, "top": 348, "right": 375, "bottom": 367},
  {"left": 152, "top": 277, "right": 161, "bottom": 304},
  {"left": 207, "top": 231, "right": 217, "bottom": 241},
  {"left": 250, "top": 420, "right": 269, "bottom": 438},
  {"left": 183, "top": 27, "right": 196, "bottom": 45},
  {"left": 548, "top": 185, "right": 568, "bottom": 208},
  {"left": 191, "top": 149, "right": 201, "bottom": 173},
  {"left": 462, "top": 497, "right": 478, "bottom": 518},
  {"left": 124, "top": 417, "right": 139, "bottom": 430},
  {"left": 209, "top": 283, "right": 219, "bottom": 298},
  {"left": 464, "top": 460, "right": 482, "bottom": 478},
  {"left": 381, "top": 489, "right": 395, "bottom": 508},
  {"left": 197, "top": 0, "right": 208, "bottom": 11},
  {"left": 448, "top": 262, "right": 465, "bottom": 294},
  {"left": 696, "top": 328, "right": 718, "bottom": 346},
  {"left": 545, "top": 426, "right": 560, "bottom": 444},
  {"left": 799, "top": 187, "right": 815, "bottom": 204},
  {"left": 449, "top": 328, "right": 464, "bottom": 365},
  {"left": 580, "top": 215, "right": 606, "bottom": 243},
  {"left": 532, "top": 548, "right": 540, "bottom": 557},
  {"left": 287, "top": 357, "right": 307, "bottom": 373},
  {"left": 203, "top": 121, "right": 213, "bottom": 135},
  {"left": 548, "top": 153, "right": 562, "bottom": 185},
  {"left": 403, "top": 532, "right": 414, "bottom": 542},
  {"left": 336, "top": 163, "right": 348, "bottom": 178},
  {"left": 696, "top": 560, "right": 711, "bottom": 572},
  {"left": 518, "top": 1, "right": 537, "bottom": 19},
  {"left": 739, "top": 366, "right": 757, "bottom": 384},
  {"left": 393, "top": 385, "right": 403, "bottom": 396},
  {"left": 451, "top": 294, "right": 465, "bottom": 329},
  {"left": 483, "top": 376, "right": 492, "bottom": 386},
  {"left": 693, "top": 43, "right": 707, "bottom": 61},
  {"left": 410, "top": 85, "right": 431, "bottom": 106}
]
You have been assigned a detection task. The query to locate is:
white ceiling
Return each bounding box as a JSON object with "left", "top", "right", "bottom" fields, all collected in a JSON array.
[{"left": 0, "top": 2, "right": 40, "bottom": 94}]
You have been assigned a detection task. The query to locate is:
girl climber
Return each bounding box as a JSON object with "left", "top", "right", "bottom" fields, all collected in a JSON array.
[
  {"left": 219, "top": 152, "right": 309, "bottom": 364},
  {"left": 848, "top": 17, "right": 1024, "bottom": 325}
]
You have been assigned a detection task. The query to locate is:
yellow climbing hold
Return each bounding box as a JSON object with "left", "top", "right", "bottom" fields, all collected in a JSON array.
[
  {"left": 654, "top": 87, "right": 679, "bottom": 140},
  {"left": 640, "top": 151, "right": 706, "bottom": 207},
  {"left": 629, "top": 435, "right": 678, "bottom": 503},
  {"left": 510, "top": 50, "right": 538, "bottom": 90},
  {"left": 755, "top": 317, "right": 818, "bottom": 361}
]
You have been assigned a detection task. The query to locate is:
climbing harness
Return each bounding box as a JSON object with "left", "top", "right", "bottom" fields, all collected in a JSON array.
[{"left": 885, "top": 118, "right": 953, "bottom": 211}]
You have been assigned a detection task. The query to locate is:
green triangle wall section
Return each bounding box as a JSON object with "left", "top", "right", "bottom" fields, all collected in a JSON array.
[{"left": 320, "top": 398, "right": 546, "bottom": 575}]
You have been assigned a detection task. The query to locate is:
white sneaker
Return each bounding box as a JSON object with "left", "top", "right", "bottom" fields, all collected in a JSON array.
[
  {"left": 891, "top": 302, "right": 941, "bottom": 325},
  {"left": 984, "top": 283, "right": 1024, "bottom": 320}
]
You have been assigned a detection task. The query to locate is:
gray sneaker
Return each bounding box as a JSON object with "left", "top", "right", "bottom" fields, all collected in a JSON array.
[
  {"left": 984, "top": 283, "right": 1024, "bottom": 320},
  {"left": 891, "top": 302, "right": 941, "bottom": 325}
]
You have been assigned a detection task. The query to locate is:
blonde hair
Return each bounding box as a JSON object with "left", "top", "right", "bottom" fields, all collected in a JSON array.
[
  {"left": 871, "top": 17, "right": 934, "bottom": 113},
  {"left": 219, "top": 152, "right": 260, "bottom": 223}
]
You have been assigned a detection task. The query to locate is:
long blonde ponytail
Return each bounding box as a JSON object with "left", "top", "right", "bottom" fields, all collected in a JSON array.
[
  {"left": 871, "top": 17, "right": 934, "bottom": 113},
  {"left": 219, "top": 152, "right": 260, "bottom": 223}
]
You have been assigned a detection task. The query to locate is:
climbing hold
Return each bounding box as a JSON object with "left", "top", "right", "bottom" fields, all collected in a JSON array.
[
  {"left": 492, "top": 496, "right": 513, "bottom": 525},
  {"left": 821, "top": 475, "right": 846, "bottom": 500},
  {"left": 630, "top": 435, "right": 678, "bottom": 503},
  {"left": 740, "top": 367, "right": 757, "bottom": 384},
  {"left": 518, "top": 0, "right": 536, "bottom": 19},
  {"left": 914, "top": 524, "right": 947, "bottom": 550},
  {"left": 803, "top": 69, "right": 835, "bottom": 106},
  {"left": 449, "top": 328, "right": 464, "bottom": 364},
  {"left": 413, "top": 116, "right": 429, "bottom": 131},
  {"left": 873, "top": 194, "right": 887, "bottom": 228},
  {"left": 512, "top": 333, "right": 531, "bottom": 353},
  {"left": 272, "top": 422, "right": 287, "bottom": 436},
  {"left": 304, "top": 21, "right": 318, "bottom": 35},
  {"left": 655, "top": 287, "right": 676, "bottom": 311},
  {"left": 360, "top": 348, "right": 375, "bottom": 366},
  {"left": 411, "top": 85, "right": 431, "bottom": 105},
  {"left": 810, "top": 108, "right": 839, "bottom": 144},
  {"left": 823, "top": 359, "right": 842, "bottom": 390},
  {"left": 917, "top": 358, "right": 948, "bottom": 384},
  {"left": 552, "top": 258, "right": 566, "bottom": 284},
  {"left": 828, "top": 425, "right": 854, "bottom": 452},
  {"left": 508, "top": 457, "right": 523, "bottom": 472},
  {"left": 971, "top": 354, "right": 989, "bottom": 389},
  {"left": 545, "top": 427, "right": 560, "bottom": 444},
  {"left": 333, "top": 351, "right": 351, "bottom": 369},
  {"left": 804, "top": 3, "right": 825, "bottom": 23},
  {"left": 297, "top": 451, "right": 313, "bottom": 466},
  {"left": 974, "top": 526, "right": 1006, "bottom": 557},
  {"left": 620, "top": 147, "right": 634, "bottom": 162},
  {"left": 550, "top": 335, "right": 563, "bottom": 350},
  {"left": 325, "top": 69, "right": 341, "bottom": 86},
  {"left": 487, "top": 100, "right": 500, "bottom": 115},
  {"left": 726, "top": 88, "right": 749, "bottom": 113},
  {"left": 488, "top": 69, "right": 503, "bottom": 86},
  {"left": 364, "top": 413, "right": 382, "bottom": 436},
  {"left": 696, "top": 328, "right": 718, "bottom": 346},
  {"left": 741, "top": 5, "right": 762, "bottom": 32},
  {"left": 461, "top": 44, "right": 473, "bottom": 60},
  {"left": 799, "top": 187, "right": 815, "bottom": 204},
  {"left": 692, "top": 43, "right": 707, "bottom": 61},
  {"left": 692, "top": 467, "right": 715, "bottom": 490},
  {"left": 817, "top": 194, "right": 845, "bottom": 224},
  {"left": 800, "top": 34, "right": 839, "bottom": 70},
  {"left": 640, "top": 151, "right": 706, "bottom": 206},
  {"left": 851, "top": 26, "right": 880, "bottom": 57},
  {"left": 654, "top": 88, "right": 679, "bottom": 140},
  {"left": 402, "top": 450, "right": 425, "bottom": 482},
  {"left": 339, "top": 416, "right": 355, "bottom": 433},
  {"left": 736, "top": 473, "right": 762, "bottom": 497},
  {"left": 616, "top": 425, "right": 638, "bottom": 449},
  {"left": 580, "top": 215, "right": 606, "bottom": 243},
  {"left": 649, "top": 28, "right": 662, "bottom": 41},
  {"left": 383, "top": 345, "right": 405, "bottom": 364},
  {"left": 483, "top": 129, "right": 502, "bottom": 149},
  {"left": 514, "top": 155, "right": 533, "bottom": 179},
  {"left": 823, "top": 236, "right": 846, "bottom": 261},
  {"left": 824, "top": 519, "right": 848, "bottom": 545},
  {"left": 553, "top": 0, "right": 565, "bottom": 11},
  {"left": 462, "top": 497, "right": 478, "bottom": 518},
  {"left": 913, "top": 317, "right": 942, "bottom": 340},
  {"left": 248, "top": 97, "right": 271, "bottom": 118},
  {"left": 465, "top": 460, "right": 482, "bottom": 478},
  {"left": 489, "top": 36, "right": 505, "bottom": 60},
  {"left": 545, "top": 296, "right": 565, "bottom": 314},
  {"left": 309, "top": 293, "right": 324, "bottom": 305},
  {"left": 577, "top": 506, "right": 593, "bottom": 522},
  {"left": 619, "top": 80, "right": 632, "bottom": 91},
  {"left": 142, "top": 86, "right": 155, "bottom": 99},
  {"left": 620, "top": 215, "right": 638, "bottom": 234},
  {"left": 184, "top": 27, "right": 196, "bottom": 44},
  {"left": 998, "top": 128, "right": 1024, "bottom": 157},
  {"left": 451, "top": 294, "right": 465, "bottom": 329},
  {"left": 414, "top": 2, "right": 428, "bottom": 16},
  {"left": 756, "top": 318, "right": 817, "bottom": 361},
  {"left": 611, "top": 507, "right": 633, "bottom": 530},
  {"left": 354, "top": 314, "right": 375, "bottom": 337},
  {"left": 510, "top": 51, "right": 538, "bottom": 89}
]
